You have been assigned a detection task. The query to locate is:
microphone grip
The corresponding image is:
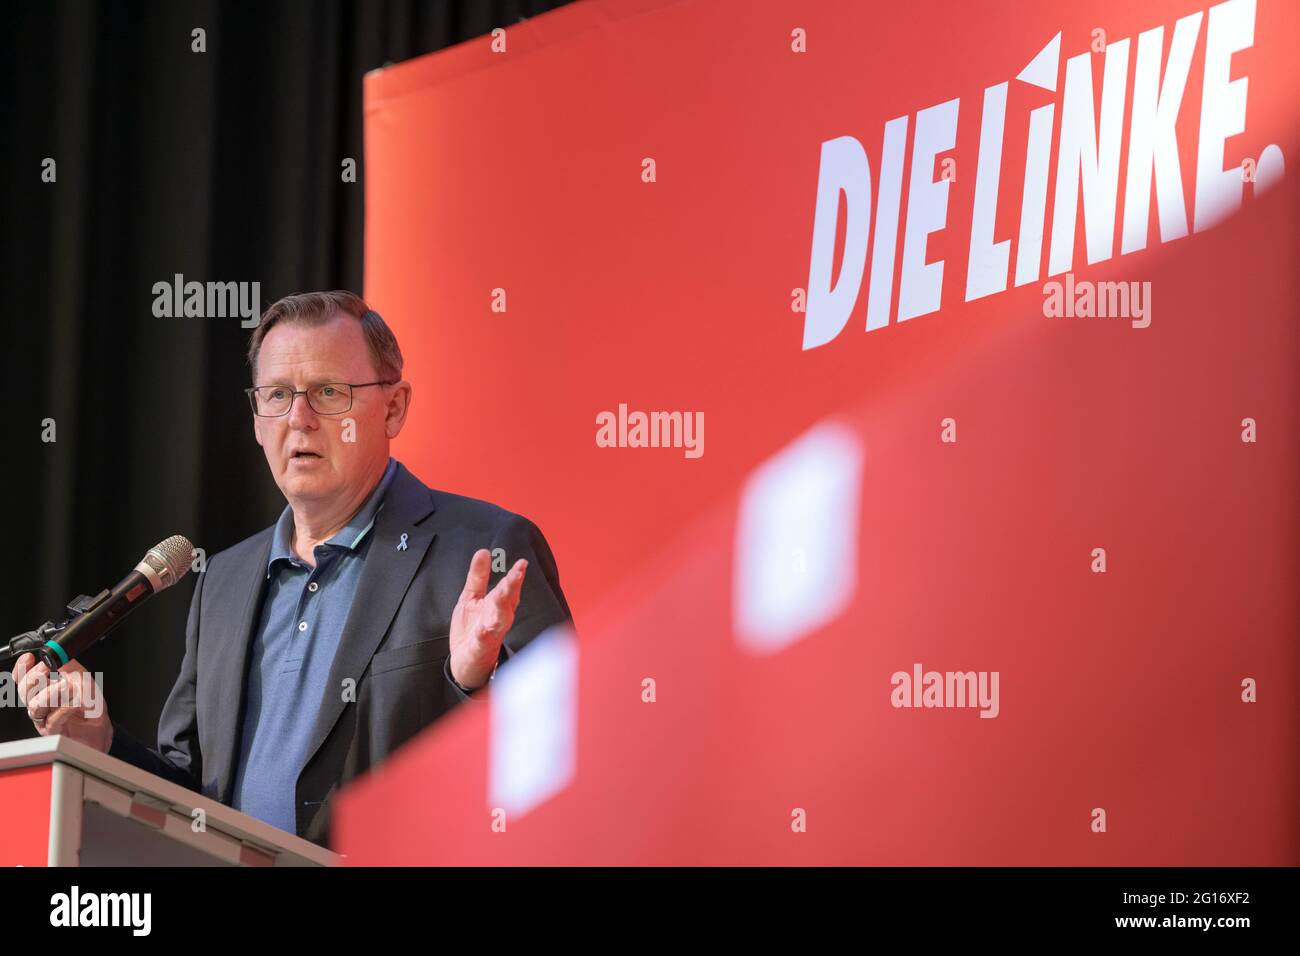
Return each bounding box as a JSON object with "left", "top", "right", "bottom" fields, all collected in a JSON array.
[{"left": 37, "top": 570, "right": 156, "bottom": 670}]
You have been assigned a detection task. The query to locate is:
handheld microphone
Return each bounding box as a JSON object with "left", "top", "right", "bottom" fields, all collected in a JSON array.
[{"left": 1, "top": 535, "right": 194, "bottom": 670}]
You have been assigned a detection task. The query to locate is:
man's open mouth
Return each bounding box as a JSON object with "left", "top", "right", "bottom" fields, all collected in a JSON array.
[{"left": 291, "top": 451, "right": 322, "bottom": 459}]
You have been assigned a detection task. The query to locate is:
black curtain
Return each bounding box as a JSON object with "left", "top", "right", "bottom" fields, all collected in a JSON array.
[{"left": 0, "top": 0, "right": 574, "bottom": 745}]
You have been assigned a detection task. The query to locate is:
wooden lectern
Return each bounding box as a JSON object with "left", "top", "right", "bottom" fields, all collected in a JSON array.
[{"left": 0, "top": 736, "right": 338, "bottom": 866}]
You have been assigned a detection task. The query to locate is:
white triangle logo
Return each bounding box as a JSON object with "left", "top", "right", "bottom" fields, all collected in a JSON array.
[{"left": 1017, "top": 31, "right": 1062, "bottom": 92}]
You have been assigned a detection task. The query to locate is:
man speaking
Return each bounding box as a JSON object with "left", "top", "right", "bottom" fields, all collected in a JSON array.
[{"left": 10, "top": 291, "right": 573, "bottom": 846}]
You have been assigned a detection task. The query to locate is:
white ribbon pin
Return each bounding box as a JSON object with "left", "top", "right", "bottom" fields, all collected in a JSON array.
[{"left": 397, "top": 533, "right": 409, "bottom": 552}]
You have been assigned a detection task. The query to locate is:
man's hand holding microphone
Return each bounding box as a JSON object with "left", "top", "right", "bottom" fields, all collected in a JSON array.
[
  {"left": 1, "top": 534, "right": 193, "bottom": 754},
  {"left": 11, "top": 653, "right": 112, "bottom": 752}
]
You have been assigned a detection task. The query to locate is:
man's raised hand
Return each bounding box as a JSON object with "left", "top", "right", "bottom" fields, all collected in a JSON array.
[{"left": 448, "top": 548, "right": 528, "bottom": 692}]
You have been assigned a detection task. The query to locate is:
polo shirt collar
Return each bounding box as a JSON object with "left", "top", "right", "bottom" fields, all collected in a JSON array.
[{"left": 266, "top": 457, "right": 399, "bottom": 577}]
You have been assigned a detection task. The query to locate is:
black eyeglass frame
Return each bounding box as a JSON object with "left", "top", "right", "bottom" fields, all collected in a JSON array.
[{"left": 243, "top": 380, "right": 397, "bottom": 417}]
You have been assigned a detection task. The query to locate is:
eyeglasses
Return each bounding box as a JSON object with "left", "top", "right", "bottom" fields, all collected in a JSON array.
[{"left": 244, "top": 381, "right": 396, "bottom": 417}]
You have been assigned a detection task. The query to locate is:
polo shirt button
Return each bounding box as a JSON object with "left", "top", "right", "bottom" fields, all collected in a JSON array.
[
  {"left": 298, "top": 621, "right": 308, "bottom": 632},
  {"left": 308, "top": 582, "right": 319, "bottom": 592}
]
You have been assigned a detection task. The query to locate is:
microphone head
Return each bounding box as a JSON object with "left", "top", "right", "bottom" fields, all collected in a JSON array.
[{"left": 136, "top": 534, "right": 195, "bottom": 593}]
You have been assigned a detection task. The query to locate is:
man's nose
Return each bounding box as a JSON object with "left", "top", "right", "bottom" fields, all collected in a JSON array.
[{"left": 286, "top": 392, "right": 320, "bottom": 428}]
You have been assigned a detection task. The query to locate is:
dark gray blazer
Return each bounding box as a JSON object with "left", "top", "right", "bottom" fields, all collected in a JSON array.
[{"left": 108, "top": 460, "right": 573, "bottom": 847}]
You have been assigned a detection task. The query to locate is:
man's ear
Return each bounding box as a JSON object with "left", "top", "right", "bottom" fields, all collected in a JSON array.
[{"left": 385, "top": 381, "right": 412, "bottom": 439}]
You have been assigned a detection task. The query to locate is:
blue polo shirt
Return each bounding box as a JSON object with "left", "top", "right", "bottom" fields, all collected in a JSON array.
[{"left": 230, "top": 458, "right": 398, "bottom": 834}]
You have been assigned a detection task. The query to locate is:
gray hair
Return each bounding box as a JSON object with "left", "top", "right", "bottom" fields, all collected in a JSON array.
[{"left": 247, "top": 290, "right": 404, "bottom": 383}]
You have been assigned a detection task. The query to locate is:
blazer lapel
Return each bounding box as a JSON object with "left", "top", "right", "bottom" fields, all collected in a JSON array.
[
  {"left": 212, "top": 531, "right": 273, "bottom": 805},
  {"left": 299, "top": 462, "right": 438, "bottom": 774}
]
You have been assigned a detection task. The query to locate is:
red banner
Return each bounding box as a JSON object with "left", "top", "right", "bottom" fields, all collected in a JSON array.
[{"left": 342, "top": 0, "right": 1300, "bottom": 863}]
